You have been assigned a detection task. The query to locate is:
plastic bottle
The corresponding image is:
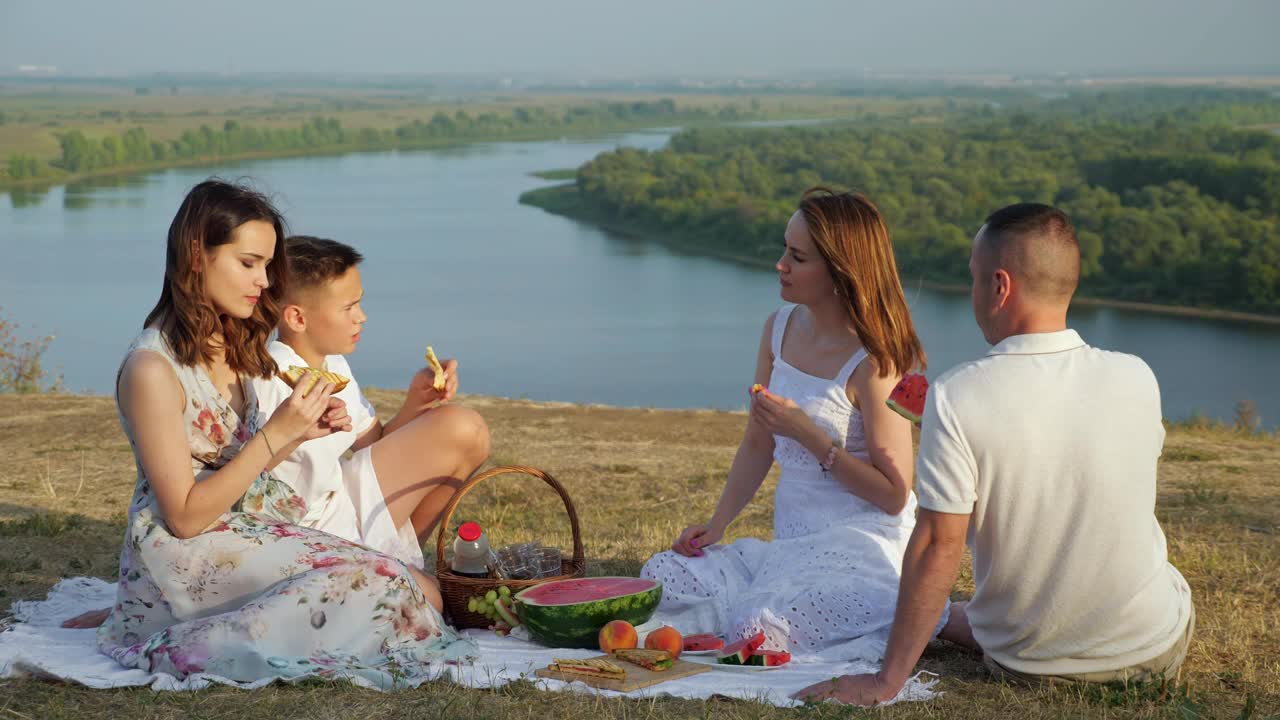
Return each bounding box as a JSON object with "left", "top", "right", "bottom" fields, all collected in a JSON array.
[{"left": 450, "top": 521, "right": 492, "bottom": 578}]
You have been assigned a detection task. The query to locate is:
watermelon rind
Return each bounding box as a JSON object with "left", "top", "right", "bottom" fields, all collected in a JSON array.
[
  {"left": 886, "top": 373, "right": 928, "bottom": 425},
  {"left": 715, "top": 631, "right": 766, "bottom": 665},
  {"left": 513, "top": 577, "right": 662, "bottom": 648},
  {"left": 746, "top": 650, "right": 791, "bottom": 667},
  {"left": 886, "top": 398, "right": 923, "bottom": 425}
]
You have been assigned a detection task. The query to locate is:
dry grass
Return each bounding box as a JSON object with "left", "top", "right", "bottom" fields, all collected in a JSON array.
[{"left": 0, "top": 391, "right": 1276, "bottom": 719}]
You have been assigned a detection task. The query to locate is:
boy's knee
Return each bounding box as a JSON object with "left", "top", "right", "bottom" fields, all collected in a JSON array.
[{"left": 440, "top": 405, "right": 490, "bottom": 460}]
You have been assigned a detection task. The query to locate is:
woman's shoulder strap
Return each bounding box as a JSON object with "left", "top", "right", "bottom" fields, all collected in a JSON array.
[{"left": 771, "top": 304, "right": 797, "bottom": 358}]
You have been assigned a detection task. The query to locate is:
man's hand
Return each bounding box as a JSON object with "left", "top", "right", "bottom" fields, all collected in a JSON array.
[{"left": 792, "top": 671, "right": 901, "bottom": 706}]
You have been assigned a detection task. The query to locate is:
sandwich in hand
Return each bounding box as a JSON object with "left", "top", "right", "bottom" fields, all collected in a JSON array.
[
  {"left": 424, "top": 346, "right": 447, "bottom": 391},
  {"left": 549, "top": 657, "right": 626, "bottom": 681},
  {"left": 278, "top": 366, "right": 350, "bottom": 394}
]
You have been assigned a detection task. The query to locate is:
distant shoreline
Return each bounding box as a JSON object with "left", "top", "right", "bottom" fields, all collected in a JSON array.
[
  {"left": 0, "top": 111, "right": 857, "bottom": 195},
  {"left": 520, "top": 183, "right": 1280, "bottom": 327},
  {"left": 1, "top": 127, "right": 651, "bottom": 195}
]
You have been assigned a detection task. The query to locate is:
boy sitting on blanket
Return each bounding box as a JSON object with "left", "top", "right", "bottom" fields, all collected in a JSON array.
[{"left": 64, "top": 235, "right": 490, "bottom": 628}]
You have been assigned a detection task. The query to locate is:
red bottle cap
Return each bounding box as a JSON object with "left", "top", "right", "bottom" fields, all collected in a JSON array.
[{"left": 457, "top": 521, "right": 483, "bottom": 542}]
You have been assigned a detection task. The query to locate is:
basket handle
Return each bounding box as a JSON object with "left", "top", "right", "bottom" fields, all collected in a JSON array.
[{"left": 434, "top": 464, "right": 585, "bottom": 570}]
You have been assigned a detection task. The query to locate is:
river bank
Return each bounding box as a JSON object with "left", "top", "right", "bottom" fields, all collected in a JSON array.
[{"left": 520, "top": 183, "right": 1280, "bottom": 327}]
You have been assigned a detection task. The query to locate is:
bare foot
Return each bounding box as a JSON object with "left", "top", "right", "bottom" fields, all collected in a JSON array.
[{"left": 61, "top": 607, "right": 110, "bottom": 629}]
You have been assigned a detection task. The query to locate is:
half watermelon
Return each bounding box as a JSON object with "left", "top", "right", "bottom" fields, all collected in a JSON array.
[
  {"left": 513, "top": 577, "right": 662, "bottom": 648},
  {"left": 886, "top": 373, "right": 928, "bottom": 425}
]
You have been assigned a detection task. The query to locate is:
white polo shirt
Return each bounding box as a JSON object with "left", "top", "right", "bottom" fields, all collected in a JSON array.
[
  {"left": 915, "top": 329, "right": 1192, "bottom": 676},
  {"left": 253, "top": 341, "right": 378, "bottom": 533}
]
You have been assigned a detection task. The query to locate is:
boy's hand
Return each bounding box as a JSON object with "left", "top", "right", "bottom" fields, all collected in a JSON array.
[
  {"left": 405, "top": 358, "right": 459, "bottom": 415},
  {"left": 299, "top": 397, "right": 352, "bottom": 442}
]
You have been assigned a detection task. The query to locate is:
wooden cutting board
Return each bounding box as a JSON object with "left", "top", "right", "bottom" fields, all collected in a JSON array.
[{"left": 535, "top": 654, "right": 711, "bottom": 692}]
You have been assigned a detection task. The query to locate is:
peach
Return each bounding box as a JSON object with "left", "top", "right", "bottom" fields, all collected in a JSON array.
[
  {"left": 643, "top": 625, "right": 683, "bottom": 659},
  {"left": 598, "top": 619, "right": 638, "bottom": 653}
]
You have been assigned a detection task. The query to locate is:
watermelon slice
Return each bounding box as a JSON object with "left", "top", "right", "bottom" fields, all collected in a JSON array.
[
  {"left": 746, "top": 649, "right": 791, "bottom": 667},
  {"left": 682, "top": 633, "right": 725, "bottom": 652},
  {"left": 513, "top": 577, "right": 662, "bottom": 649},
  {"left": 886, "top": 373, "right": 928, "bottom": 425},
  {"left": 716, "top": 631, "right": 767, "bottom": 665}
]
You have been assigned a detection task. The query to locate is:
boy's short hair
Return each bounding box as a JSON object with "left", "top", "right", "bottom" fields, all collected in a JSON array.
[{"left": 285, "top": 236, "right": 364, "bottom": 294}]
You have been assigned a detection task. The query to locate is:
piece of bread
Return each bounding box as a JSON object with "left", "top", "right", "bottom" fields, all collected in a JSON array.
[
  {"left": 612, "top": 648, "right": 674, "bottom": 672},
  {"left": 549, "top": 657, "right": 626, "bottom": 680},
  {"left": 424, "top": 346, "right": 447, "bottom": 391},
  {"left": 277, "top": 365, "right": 350, "bottom": 394}
]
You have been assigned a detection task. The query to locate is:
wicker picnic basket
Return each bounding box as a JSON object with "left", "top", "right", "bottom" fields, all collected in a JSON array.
[{"left": 434, "top": 464, "right": 587, "bottom": 629}]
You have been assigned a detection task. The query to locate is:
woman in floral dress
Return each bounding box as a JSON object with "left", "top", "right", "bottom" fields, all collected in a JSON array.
[{"left": 98, "top": 179, "right": 471, "bottom": 685}]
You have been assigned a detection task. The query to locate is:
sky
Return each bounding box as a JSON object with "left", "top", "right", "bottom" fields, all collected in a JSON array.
[{"left": 2, "top": 0, "right": 1278, "bottom": 78}]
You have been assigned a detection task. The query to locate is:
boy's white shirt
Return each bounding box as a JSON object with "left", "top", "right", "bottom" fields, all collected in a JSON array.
[{"left": 254, "top": 340, "right": 378, "bottom": 536}]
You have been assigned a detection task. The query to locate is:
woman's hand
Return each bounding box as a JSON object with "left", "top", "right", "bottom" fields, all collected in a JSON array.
[
  {"left": 750, "top": 388, "right": 824, "bottom": 445},
  {"left": 672, "top": 523, "right": 724, "bottom": 558},
  {"left": 404, "top": 358, "right": 459, "bottom": 416},
  {"left": 265, "top": 380, "right": 336, "bottom": 444}
]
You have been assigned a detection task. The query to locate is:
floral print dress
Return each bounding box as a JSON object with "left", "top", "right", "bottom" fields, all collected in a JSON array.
[{"left": 97, "top": 329, "right": 472, "bottom": 685}]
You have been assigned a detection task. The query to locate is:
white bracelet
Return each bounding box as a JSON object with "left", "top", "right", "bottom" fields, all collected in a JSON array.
[{"left": 820, "top": 441, "right": 839, "bottom": 471}]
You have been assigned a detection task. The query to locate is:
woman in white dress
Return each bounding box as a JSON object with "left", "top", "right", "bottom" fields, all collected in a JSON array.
[{"left": 642, "top": 188, "right": 948, "bottom": 663}]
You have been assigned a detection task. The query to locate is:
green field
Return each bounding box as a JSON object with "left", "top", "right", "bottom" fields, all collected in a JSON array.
[{"left": 0, "top": 86, "right": 940, "bottom": 191}]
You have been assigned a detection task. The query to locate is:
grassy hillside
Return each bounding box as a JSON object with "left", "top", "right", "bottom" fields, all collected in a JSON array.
[{"left": 0, "top": 391, "right": 1275, "bottom": 718}]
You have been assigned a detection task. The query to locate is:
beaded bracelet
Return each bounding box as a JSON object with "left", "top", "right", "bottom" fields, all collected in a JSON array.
[{"left": 819, "top": 441, "right": 839, "bottom": 471}]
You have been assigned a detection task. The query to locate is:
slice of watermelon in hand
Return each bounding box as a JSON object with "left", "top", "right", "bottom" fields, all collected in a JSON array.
[{"left": 886, "top": 373, "right": 928, "bottom": 425}]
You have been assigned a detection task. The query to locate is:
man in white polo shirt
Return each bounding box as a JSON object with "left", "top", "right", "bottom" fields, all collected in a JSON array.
[{"left": 796, "top": 203, "right": 1193, "bottom": 705}]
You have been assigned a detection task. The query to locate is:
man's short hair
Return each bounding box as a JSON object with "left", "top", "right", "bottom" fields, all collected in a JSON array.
[
  {"left": 979, "top": 203, "right": 1080, "bottom": 301},
  {"left": 285, "top": 236, "right": 363, "bottom": 294}
]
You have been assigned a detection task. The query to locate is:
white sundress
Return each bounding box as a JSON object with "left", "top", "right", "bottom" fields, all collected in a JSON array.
[{"left": 642, "top": 305, "right": 946, "bottom": 662}]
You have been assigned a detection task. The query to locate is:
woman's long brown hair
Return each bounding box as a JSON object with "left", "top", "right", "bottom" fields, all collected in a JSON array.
[
  {"left": 144, "top": 179, "right": 288, "bottom": 378},
  {"left": 798, "top": 187, "right": 926, "bottom": 378}
]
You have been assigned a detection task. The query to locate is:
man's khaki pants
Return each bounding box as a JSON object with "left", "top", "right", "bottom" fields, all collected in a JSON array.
[{"left": 983, "top": 603, "right": 1195, "bottom": 686}]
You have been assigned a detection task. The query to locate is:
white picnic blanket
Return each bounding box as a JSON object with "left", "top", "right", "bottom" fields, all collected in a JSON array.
[{"left": 0, "top": 577, "right": 939, "bottom": 706}]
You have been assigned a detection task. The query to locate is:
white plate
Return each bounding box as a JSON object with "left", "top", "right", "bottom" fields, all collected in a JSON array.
[{"left": 682, "top": 654, "right": 788, "bottom": 672}]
